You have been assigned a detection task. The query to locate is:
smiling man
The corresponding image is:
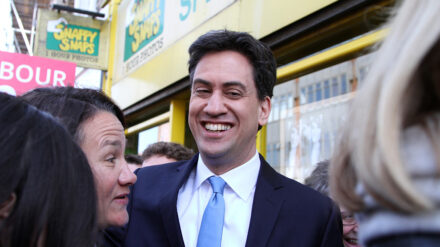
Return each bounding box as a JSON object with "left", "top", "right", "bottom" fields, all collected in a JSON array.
[{"left": 104, "top": 30, "right": 343, "bottom": 247}]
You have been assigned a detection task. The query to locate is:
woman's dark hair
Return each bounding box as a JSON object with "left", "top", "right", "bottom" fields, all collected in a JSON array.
[
  {"left": 21, "top": 87, "right": 125, "bottom": 144},
  {"left": 0, "top": 93, "right": 97, "bottom": 247},
  {"left": 188, "top": 29, "right": 277, "bottom": 100}
]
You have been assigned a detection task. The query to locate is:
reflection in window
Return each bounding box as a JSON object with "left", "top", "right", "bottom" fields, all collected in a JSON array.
[
  {"left": 359, "top": 67, "right": 367, "bottom": 81},
  {"left": 272, "top": 97, "right": 279, "bottom": 121},
  {"left": 332, "top": 77, "right": 339, "bottom": 97},
  {"left": 266, "top": 52, "right": 375, "bottom": 181},
  {"left": 324, "top": 80, "right": 330, "bottom": 99},
  {"left": 307, "top": 85, "right": 314, "bottom": 103},
  {"left": 288, "top": 93, "right": 294, "bottom": 117},
  {"left": 300, "top": 87, "right": 307, "bottom": 104},
  {"left": 280, "top": 95, "right": 288, "bottom": 119},
  {"left": 341, "top": 74, "right": 347, "bottom": 94},
  {"left": 266, "top": 144, "right": 273, "bottom": 166},
  {"left": 315, "top": 82, "right": 322, "bottom": 101}
]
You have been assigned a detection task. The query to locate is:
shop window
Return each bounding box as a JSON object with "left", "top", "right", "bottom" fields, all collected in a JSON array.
[
  {"left": 324, "top": 80, "right": 330, "bottom": 99},
  {"left": 300, "top": 87, "right": 307, "bottom": 105},
  {"left": 272, "top": 97, "right": 280, "bottom": 121},
  {"left": 332, "top": 77, "right": 339, "bottom": 97},
  {"left": 341, "top": 74, "right": 348, "bottom": 94},
  {"left": 307, "top": 85, "right": 314, "bottom": 103},
  {"left": 137, "top": 122, "right": 170, "bottom": 154},
  {"left": 274, "top": 143, "right": 280, "bottom": 169},
  {"left": 266, "top": 144, "right": 273, "bottom": 165},
  {"left": 287, "top": 93, "right": 294, "bottom": 117},
  {"left": 315, "top": 82, "right": 322, "bottom": 102},
  {"left": 266, "top": 53, "right": 377, "bottom": 181}
]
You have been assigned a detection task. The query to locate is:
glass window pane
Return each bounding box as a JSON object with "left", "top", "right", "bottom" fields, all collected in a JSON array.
[
  {"left": 324, "top": 80, "right": 330, "bottom": 99},
  {"left": 307, "top": 85, "right": 314, "bottom": 103},
  {"left": 315, "top": 82, "right": 322, "bottom": 102},
  {"left": 341, "top": 74, "right": 347, "bottom": 94},
  {"left": 300, "top": 87, "right": 307, "bottom": 105},
  {"left": 266, "top": 51, "right": 376, "bottom": 181},
  {"left": 332, "top": 77, "right": 339, "bottom": 97}
]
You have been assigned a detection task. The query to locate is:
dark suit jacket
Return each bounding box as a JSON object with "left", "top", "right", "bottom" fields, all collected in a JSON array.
[{"left": 104, "top": 154, "right": 343, "bottom": 247}]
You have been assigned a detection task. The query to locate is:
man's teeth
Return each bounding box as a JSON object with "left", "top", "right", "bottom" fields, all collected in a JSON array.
[{"left": 205, "top": 123, "right": 231, "bottom": 131}]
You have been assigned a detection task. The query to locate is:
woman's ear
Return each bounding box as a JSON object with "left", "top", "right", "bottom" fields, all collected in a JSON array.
[{"left": 0, "top": 193, "right": 16, "bottom": 219}]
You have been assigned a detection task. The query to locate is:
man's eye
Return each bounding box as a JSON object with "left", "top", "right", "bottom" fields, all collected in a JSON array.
[
  {"left": 226, "top": 91, "right": 242, "bottom": 97},
  {"left": 194, "top": 88, "right": 210, "bottom": 95}
]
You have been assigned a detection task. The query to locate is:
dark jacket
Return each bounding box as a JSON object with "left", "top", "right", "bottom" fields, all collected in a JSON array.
[{"left": 104, "top": 154, "right": 343, "bottom": 247}]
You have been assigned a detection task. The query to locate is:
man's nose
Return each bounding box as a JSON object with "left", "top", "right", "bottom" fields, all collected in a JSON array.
[{"left": 203, "top": 92, "right": 227, "bottom": 116}]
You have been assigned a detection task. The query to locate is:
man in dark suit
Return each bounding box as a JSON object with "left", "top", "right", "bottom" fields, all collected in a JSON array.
[{"left": 105, "top": 30, "right": 343, "bottom": 247}]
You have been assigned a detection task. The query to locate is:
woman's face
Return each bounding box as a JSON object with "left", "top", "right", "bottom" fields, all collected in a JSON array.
[
  {"left": 341, "top": 207, "right": 359, "bottom": 247},
  {"left": 80, "top": 111, "right": 137, "bottom": 229}
]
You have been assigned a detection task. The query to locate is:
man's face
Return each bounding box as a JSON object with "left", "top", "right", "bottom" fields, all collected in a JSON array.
[{"left": 188, "top": 50, "right": 270, "bottom": 173}]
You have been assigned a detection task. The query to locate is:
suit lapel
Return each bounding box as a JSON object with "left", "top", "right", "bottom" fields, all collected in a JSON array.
[
  {"left": 159, "top": 155, "right": 198, "bottom": 247},
  {"left": 245, "top": 155, "right": 285, "bottom": 247}
]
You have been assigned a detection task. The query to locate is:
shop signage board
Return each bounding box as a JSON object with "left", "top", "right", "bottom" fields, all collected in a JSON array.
[
  {"left": 114, "top": 0, "right": 235, "bottom": 81},
  {"left": 0, "top": 51, "right": 76, "bottom": 96},
  {"left": 34, "top": 9, "right": 109, "bottom": 70}
]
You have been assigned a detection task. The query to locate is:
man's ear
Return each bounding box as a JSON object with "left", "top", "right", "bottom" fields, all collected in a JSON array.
[
  {"left": 258, "top": 96, "right": 271, "bottom": 128},
  {"left": 0, "top": 193, "right": 16, "bottom": 219}
]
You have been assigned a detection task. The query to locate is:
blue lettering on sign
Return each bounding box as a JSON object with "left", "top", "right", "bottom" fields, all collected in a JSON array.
[
  {"left": 179, "top": 0, "right": 191, "bottom": 21},
  {"left": 179, "top": 0, "right": 211, "bottom": 21}
]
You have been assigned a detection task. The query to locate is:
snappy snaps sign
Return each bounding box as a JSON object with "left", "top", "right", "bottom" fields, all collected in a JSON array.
[
  {"left": 34, "top": 9, "right": 109, "bottom": 70},
  {"left": 46, "top": 18, "right": 100, "bottom": 56},
  {"left": 124, "top": 0, "right": 164, "bottom": 61},
  {"left": 115, "top": 0, "right": 235, "bottom": 80}
]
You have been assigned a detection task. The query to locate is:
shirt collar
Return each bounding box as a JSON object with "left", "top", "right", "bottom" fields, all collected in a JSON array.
[{"left": 195, "top": 151, "right": 260, "bottom": 201}]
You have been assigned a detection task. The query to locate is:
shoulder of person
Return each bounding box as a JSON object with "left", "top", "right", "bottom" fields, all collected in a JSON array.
[
  {"left": 132, "top": 160, "right": 190, "bottom": 191},
  {"left": 136, "top": 159, "right": 188, "bottom": 176},
  {"left": 269, "top": 171, "right": 335, "bottom": 213}
]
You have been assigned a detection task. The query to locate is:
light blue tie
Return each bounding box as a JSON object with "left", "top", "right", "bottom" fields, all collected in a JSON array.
[{"left": 197, "top": 176, "right": 226, "bottom": 247}]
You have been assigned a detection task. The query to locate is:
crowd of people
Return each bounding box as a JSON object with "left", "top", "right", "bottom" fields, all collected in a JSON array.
[{"left": 1, "top": 1, "right": 439, "bottom": 246}]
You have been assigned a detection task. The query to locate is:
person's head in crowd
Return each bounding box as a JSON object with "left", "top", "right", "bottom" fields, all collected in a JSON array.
[
  {"left": 187, "top": 30, "right": 275, "bottom": 173},
  {"left": 22, "top": 87, "right": 137, "bottom": 230},
  {"left": 0, "top": 93, "right": 96, "bottom": 247},
  {"left": 141, "top": 141, "right": 195, "bottom": 167},
  {"left": 304, "top": 160, "right": 331, "bottom": 196},
  {"left": 125, "top": 154, "right": 143, "bottom": 172},
  {"left": 330, "top": 1, "right": 440, "bottom": 246},
  {"left": 305, "top": 161, "right": 359, "bottom": 247}
]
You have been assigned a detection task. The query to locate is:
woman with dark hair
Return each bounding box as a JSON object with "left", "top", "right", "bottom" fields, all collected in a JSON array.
[
  {"left": 22, "top": 87, "right": 137, "bottom": 231},
  {"left": 0, "top": 93, "right": 97, "bottom": 247}
]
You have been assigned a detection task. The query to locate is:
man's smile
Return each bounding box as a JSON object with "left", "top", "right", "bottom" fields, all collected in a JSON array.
[{"left": 204, "top": 123, "right": 232, "bottom": 132}]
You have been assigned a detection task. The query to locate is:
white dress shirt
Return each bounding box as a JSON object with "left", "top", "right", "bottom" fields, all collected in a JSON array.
[{"left": 177, "top": 151, "right": 261, "bottom": 247}]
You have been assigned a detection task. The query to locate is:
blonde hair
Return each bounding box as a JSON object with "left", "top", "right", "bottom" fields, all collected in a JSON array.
[{"left": 330, "top": 0, "right": 440, "bottom": 213}]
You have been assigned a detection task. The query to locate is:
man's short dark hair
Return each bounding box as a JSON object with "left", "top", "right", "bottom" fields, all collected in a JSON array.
[
  {"left": 141, "top": 142, "right": 195, "bottom": 162},
  {"left": 125, "top": 154, "right": 143, "bottom": 165},
  {"left": 188, "top": 29, "right": 277, "bottom": 100}
]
